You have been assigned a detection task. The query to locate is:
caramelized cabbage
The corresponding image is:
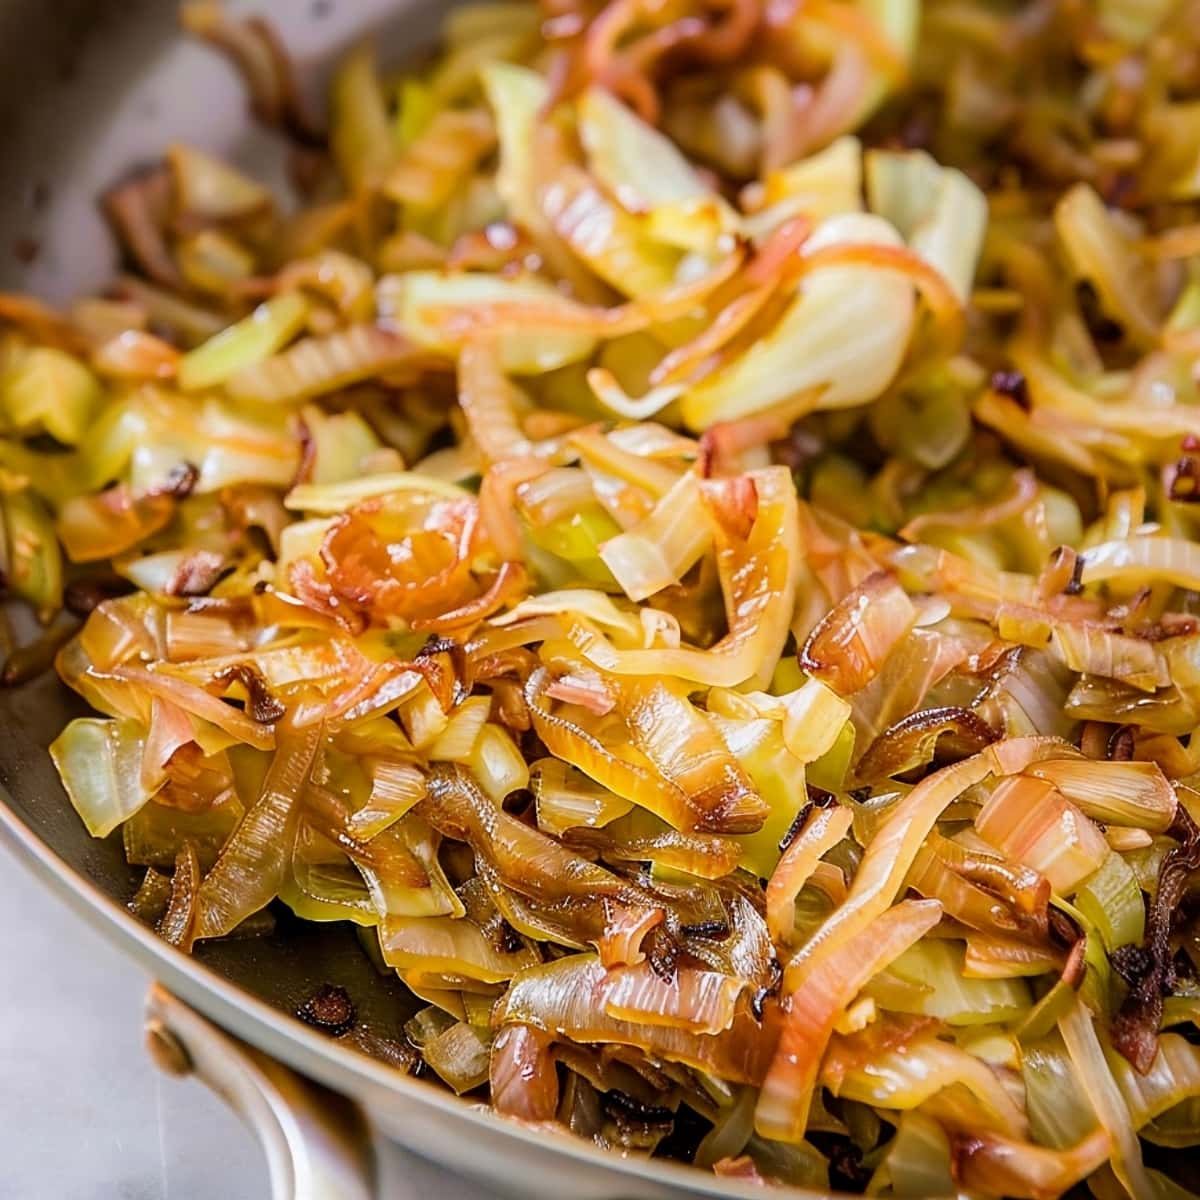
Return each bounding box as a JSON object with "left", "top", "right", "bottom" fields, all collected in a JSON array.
[{"left": 11, "top": 0, "right": 1200, "bottom": 1189}]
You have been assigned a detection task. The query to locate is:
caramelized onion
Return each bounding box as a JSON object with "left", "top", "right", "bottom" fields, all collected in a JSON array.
[
  {"left": 950, "top": 1127, "right": 1112, "bottom": 1198},
  {"left": 765, "top": 803, "right": 853, "bottom": 945},
  {"left": 785, "top": 752, "right": 992, "bottom": 988},
  {"left": 527, "top": 667, "right": 717, "bottom": 835},
  {"left": 579, "top": 467, "right": 801, "bottom": 690},
  {"left": 800, "top": 571, "right": 916, "bottom": 696},
  {"left": 490, "top": 1024, "right": 560, "bottom": 1122},
  {"left": 756, "top": 899, "right": 943, "bottom": 1143},
  {"left": 497, "top": 954, "right": 774, "bottom": 1084},
  {"left": 609, "top": 675, "right": 768, "bottom": 834},
  {"left": 1112, "top": 803, "right": 1200, "bottom": 1073},
  {"left": 192, "top": 723, "right": 320, "bottom": 940},
  {"left": 421, "top": 763, "right": 665, "bottom": 967},
  {"left": 855, "top": 706, "right": 1000, "bottom": 783}
]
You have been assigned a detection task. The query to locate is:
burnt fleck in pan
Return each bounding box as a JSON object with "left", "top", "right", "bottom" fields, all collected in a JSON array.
[{"left": 0, "top": 4, "right": 828, "bottom": 1197}]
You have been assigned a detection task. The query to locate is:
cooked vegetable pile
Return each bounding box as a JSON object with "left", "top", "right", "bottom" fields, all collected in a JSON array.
[{"left": 4, "top": 0, "right": 1200, "bottom": 1192}]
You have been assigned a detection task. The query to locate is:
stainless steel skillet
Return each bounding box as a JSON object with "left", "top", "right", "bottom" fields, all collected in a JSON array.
[{"left": 0, "top": 3, "right": 829, "bottom": 1197}]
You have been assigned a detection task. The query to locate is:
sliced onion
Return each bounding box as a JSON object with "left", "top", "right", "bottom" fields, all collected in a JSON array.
[
  {"left": 586, "top": 367, "right": 685, "bottom": 421},
  {"left": 963, "top": 933, "right": 1064, "bottom": 979},
  {"left": 493, "top": 590, "right": 642, "bottom": 643},
  {"left": 569, "top": 427, "right": 685, "bottom": 499},
  {"left": 159, "top": 842, "right": 201, "bottom": 952},
  {"left": 1059, "top": 996, "right": 1154, "bottom": 1200},
  {"left": 458, "top": 339, "right": 532, "bottom": 464},
  {"left": 950, "top": 1127, "right": 1112, "bottom": 1198},
  {"left": 422, "top": 763, "right": 664, "bottom": 966},
  {"left": 378, "top": 915, "right": 536, "bottom": 982},
  {"left": 545, "top": 670, "right": 616, "bottom": 716},
  {"left": 409, "top": 561, "right": 528, "bottom": 633},
  {"left": 829, "top": 1032, "right": 1027, "bottom": 1138},
  {"left": 141, "top": 695, "right": 197, "bottom": 792},
  {"left": 428, "top": 696, "right": 492, "bottom": 763},
  {"left": 778, "top": 678, "right": 851, "bottom": 763},
  {"left": 755, "top": 898, "right": 943, "bottom": 1143},
  {"left": 420, "top": 244, "right": 745, "bottom": 343},
  {"left": 598, "top": 472, "right": 711, "bottom": 602},
  {"left": 766, "top": 803, "right": 853, "bottom": 944},
  {"left": 608, "top": 674, "right": 769, "bottom": 834},
  {"left": 192, "top": 723, "right": 320, "bottom": 940},
  {"left": 907, "top": 830, "right": 1050, "bottom": 941},
  {"left": 1082, "top": 536, "right": 1200, "bottom": 592},
  {"left": 490, "top": 1024, "right": 559, "bottom": 1122},
  {"left": 564, "top": 819, "right": 742, "bottom": 880},
  {"left": 227, "top": 326, "right": 431, "bottom": 405},
  {"left": 800, "top": 570, "right": 917, "bottom": 696},
  {"left": 901, "top": 468, "right": 1038, "bottom": 541},
  {"left": 496, "top": 954, "right": 773, "bottom": 1084},
  {"left": 178, "top": 294, "right": 309, "bottom": 393},
  {"left": 346, "top": 761, "right": 426, "bottom": 840},
  {"left": 975, "top": 775, "right": 1110, "bottom": 895},
  {"left": 531, "top": 758, "right": 634, "bottom": 836},
  {"left": 422, "top": 1021, "right": 493, "bottom": 1095},
  {"left": 1023, "top": 758, "right": 1178, "bottom": 832},
  {"left": 526, "top": 667, "right": 700, "bottom": 837},
  {"left": 468, "top": 724, "right": 529, "bottom": 804},
  {"left": 1049, "top": 623, "right": 1169, "bottom": 694},
  {"left": 855, "top": 705, "right": 999, "bottom": 783},
  {"left": 112, "top": 663, "right": 275, "bottom": 750},
  {"left": 785, "top": 752, "right": 991, "bottom": 988},
  {"left": 598, "top": 962, "right": 747, "bottom": 1035},
  {"left": 49, "top": 717, "right": 156, "bottom": 838},
  {"left": 56, "top": 487, "right": 175, "bottom": 564},
  {"left": 862, "top": 930, "right": 1033, "bottom": 1026},
  {"left": 1110, "top": 1031, "right": 1200, "bottom": 1132},
  {"left": 581, "top": 467, "right": 801, "bottom": 690},
  {"left": 1055, "top": 182, "right": 1163, "bottom": 349}
]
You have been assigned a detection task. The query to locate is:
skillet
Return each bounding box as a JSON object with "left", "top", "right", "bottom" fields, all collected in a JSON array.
[{"left": 0, "top": 2, "right": 830, "bottom": 1196}]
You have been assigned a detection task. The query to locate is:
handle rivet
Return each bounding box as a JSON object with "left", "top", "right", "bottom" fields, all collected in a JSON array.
[{"left": 146, "top": 1019, "right": 193, "bottom": 1077}]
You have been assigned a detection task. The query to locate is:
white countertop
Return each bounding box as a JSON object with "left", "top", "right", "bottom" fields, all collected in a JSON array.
[{"left": 0, "top": 840, "right": 494, "bottom": 1200}]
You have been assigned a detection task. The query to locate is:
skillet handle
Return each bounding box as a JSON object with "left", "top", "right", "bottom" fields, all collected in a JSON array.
[{"left": 144, "top": 984, "right": 375, "bottom": 1200}]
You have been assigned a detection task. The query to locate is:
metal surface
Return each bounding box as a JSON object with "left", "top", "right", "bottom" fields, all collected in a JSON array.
[
  {"left": 146, "top": 985, "right": 375, "bottom": 1200},
  {"left": 0, "top": 4, "right": 820, "bottom": 1198}
]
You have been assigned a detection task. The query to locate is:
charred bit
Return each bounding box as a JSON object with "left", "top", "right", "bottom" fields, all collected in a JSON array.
[
  {"left": 155, "top": 461, "right": 200, "bottom": 499},
  {"left": 990, "top": 369, "right": 1028, "bottom": 409},
  {"left": 1107, "top": 725, "right": 1135, "bottom": 761},
  {"left": 1169, "top": 456, "right": 1200, "bottom": 503},
  {"left": 213, "top": 663, "right": 287, "bottom": 724},
  {"left": 1111, "top": 799, "right": 1200, "bottom": 1072},
  {"left": 296, "top": 983, "right": 356, "bottom": 1037},
  {"left": 64, "top": 575, "right": 135, "bottom": 615},
  {"left": 679, "top": 919, "right": 730, "bottom": 941},
  {"left": 1064, "top": 553, "right": 1086, "bottom": 596}
]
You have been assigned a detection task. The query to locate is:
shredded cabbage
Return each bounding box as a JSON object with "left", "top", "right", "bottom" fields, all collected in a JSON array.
[{"left": 7, "top": 0, "right": 1200, "bottom": 1189}]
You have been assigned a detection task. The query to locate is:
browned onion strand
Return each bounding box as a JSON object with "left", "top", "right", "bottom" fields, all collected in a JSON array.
[{"left": 5, "top": 0, "right": 1200, "bottom": 1193}]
